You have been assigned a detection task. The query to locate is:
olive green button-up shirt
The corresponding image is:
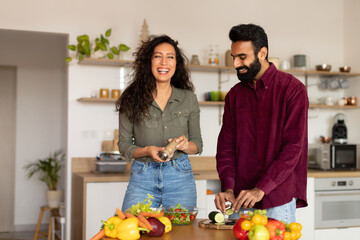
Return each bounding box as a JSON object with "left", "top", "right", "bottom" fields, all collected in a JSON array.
[{"left": 118, "top": 87, "right": 203, "bottom": 162}]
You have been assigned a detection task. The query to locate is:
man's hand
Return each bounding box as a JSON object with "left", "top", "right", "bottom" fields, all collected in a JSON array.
[
  {"left": 232, "top": 187, "right": 265, "bottom": 211},
  {"left": 214, "top": 189, "right": 235, "bottom": 213}
]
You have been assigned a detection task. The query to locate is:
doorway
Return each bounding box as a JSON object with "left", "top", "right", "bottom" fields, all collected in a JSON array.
[{"left": 0, "top": 66, "right": 16, "bottom": 232}]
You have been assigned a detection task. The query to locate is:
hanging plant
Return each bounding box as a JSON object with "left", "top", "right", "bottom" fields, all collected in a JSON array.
[{"left": 65, "top": 28, "right": 130, "bottom": 62}]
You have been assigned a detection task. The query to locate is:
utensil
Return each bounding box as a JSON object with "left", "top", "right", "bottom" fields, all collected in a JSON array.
[{"left": 316, "top": 64, "right": 331, "bottom": 71}]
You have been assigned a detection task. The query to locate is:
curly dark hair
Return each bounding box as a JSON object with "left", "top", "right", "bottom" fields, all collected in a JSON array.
[
  {"left": 229, "top": 23, "right": 268, "bottom": 60},
  {"left": 115, "top": 35, "right": 194, "bottom": 124}
]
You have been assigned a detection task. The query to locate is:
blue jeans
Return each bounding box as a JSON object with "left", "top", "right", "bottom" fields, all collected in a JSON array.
[
  {"left": 121, "top": 154, "right": 197, "bottom": 212},
  {"left": 230, "top": 198, "right": 297, "bottom": 223}
]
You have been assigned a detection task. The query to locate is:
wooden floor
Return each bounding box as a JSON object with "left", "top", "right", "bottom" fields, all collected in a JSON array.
[{"left": 0, "top": 231, "right": 34, "bottom": 240}]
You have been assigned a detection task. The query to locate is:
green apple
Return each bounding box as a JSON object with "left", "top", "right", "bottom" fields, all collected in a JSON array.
[{"left": 248, "top": 225, "right": 270, "bottom": 240}]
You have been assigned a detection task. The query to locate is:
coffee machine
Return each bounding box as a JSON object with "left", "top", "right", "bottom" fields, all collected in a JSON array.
[{"left": 332, "top": 113, "right": 347, "bottom": 144}]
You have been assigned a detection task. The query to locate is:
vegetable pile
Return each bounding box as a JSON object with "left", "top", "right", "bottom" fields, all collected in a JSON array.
[
  {"left": 164, "top": 203, "right": 198, "bottom": 225},
  {"left": 90, "top": 194, "right": 172, "bottom": 240},
  {"left": 232, "top": 210, "right": 303, "bottom": 240}
]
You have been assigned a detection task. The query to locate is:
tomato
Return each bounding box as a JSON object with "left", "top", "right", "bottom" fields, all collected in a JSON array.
[
  {"left": 175, "top": 208, "right": 182, "bottom": 212},
  {"left": 179, "top": 216, "right": 185, "bottom": 222},
  {"left": 283, "top": 231, "right": 291, "bottom": 240},
  {"left": 168, "top": 215, "right": 175, "bottom": 221},
  {"left": 251, "top": 214, "right": 263, "bottom": 225},
  {"left": 190, "top": 215, "right": 195, "bottom": 221},
  {"left": 289, "top": 222, "right": 302, "bottom": 232},
  {"left": 241, "top": 220, "right": 252, "bottom": 231}
]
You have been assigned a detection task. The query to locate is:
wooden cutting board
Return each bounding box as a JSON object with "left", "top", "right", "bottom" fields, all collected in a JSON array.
[{"left": 198, "top": 219, "right": 236, "bottom": 229}]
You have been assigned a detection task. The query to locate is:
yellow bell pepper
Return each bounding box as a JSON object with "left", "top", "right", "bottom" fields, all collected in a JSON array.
[
  {"left": 102, "top": 216, "right": 123, "bottom": 238},
  {"left": 158, "top": 216, "right": 172, "bottom": 233},
  {"left": 117, "top": 217, "right": 148, "bottom": 240}
]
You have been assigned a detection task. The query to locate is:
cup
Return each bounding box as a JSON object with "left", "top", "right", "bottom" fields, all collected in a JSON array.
[
  {"left": 220, "top": 91, "right": 228, "bottom": 101},
  {"left": 280, "top": 60, "right": 291, "bottom": 70},
  {"left": 111, "top": 89, "right": 120, "bottom": 99},
  {"left": 324, "top": 96, "right": 334, "bottom": 106},
  {"left": 99, "top": 88, "right": 109, "bottom": 98},
  {"left": 294, "top": 55, "right": 307, "bottom": 69},
  {"left": 211, "top": 91, "right": 220, "bottom": 101}
]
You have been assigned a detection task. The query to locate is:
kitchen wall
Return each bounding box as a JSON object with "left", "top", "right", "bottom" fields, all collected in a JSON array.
[
  {"left": 0, "top": 30, "right": 67, "bottom": 229},
  {"left": 1, "top": 0, "right": 359, "bottom": 239}
]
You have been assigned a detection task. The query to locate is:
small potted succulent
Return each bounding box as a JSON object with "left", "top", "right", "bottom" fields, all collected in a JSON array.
[
  {"left": 65, "top": 28, "right": 130, "bottom": 62},
  {"left": 24, "top": 150, "right": 65, "bottom": 208}
]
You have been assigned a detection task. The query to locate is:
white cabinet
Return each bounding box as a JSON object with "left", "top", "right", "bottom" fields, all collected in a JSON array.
[
  {"left": 315, "top": 227, "right": 360, "bottom": 239},
  {"left": 195, "top": 180, "right": 207, "bottom": 218},
  {"left": 85, "top": 180, "right": 208, "bottom": 239},
  {"left": 296, "top": 177, "right": 315, "bottom": 240},
  {"left": 85, "top": 182, "right": 128, "bottom": 240}
]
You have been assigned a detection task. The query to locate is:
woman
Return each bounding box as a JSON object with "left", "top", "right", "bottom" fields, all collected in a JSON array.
[{"left": 116, "top": 35, "right": 203, "bottom": 211}]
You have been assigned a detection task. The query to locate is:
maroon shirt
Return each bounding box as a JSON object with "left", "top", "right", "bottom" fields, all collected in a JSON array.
[{"left": 216, "top": 64, "right": 309, "bottom": 209}]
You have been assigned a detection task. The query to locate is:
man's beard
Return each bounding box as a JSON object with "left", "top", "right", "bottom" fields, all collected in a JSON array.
[{"left": 236, "top": 57, "right": 261, "bottom": 83}]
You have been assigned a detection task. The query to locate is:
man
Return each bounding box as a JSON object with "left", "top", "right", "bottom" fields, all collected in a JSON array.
[{"left": 214, "top": 24, "right": 308, "bottom": 223}]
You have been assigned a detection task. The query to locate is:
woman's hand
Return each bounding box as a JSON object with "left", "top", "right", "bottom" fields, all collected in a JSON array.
[
  {"left": 146, "top": 146, "right": 171, "bottom": 162},
  {"left": 172, "top": 135, "right": 199, "bottom": 155},
  {"left": 172, "top": 135, "right": 188, "bottom": 152}
]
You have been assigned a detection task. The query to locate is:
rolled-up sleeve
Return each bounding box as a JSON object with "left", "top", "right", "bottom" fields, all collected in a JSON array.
[
  {"left": 118, "top": 113, "right": 139, "bottom": 161},
  {"left": 188, "top": 93, "right": 203, "bottom": 154}
]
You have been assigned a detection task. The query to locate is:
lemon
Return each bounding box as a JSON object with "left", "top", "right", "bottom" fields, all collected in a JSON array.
[{"left": 158, "top": 216, "right": 172, "bottom": 233}]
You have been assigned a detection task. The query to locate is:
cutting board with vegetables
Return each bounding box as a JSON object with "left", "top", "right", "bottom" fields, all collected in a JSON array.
[{"left": 198, "top": 219, "right": 236, "bottom": 229}]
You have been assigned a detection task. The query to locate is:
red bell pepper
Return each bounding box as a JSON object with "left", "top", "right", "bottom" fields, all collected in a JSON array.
[
  {"left": 265, "top": 219, "right": 285, "bottom": 240},
  {"left": 233, "top": 218, "right": 249, "bottom": 240}
]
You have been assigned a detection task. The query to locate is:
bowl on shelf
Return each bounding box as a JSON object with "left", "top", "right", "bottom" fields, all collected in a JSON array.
[
  {"left": 163, "top": 206, "right": 199, "bottom": 225},
  {"left": 320, "top": 136, "right": 332, "bottom": 144},
  {"left": 316, "top": 64, "right": 332, "bottom": 71},
  {"left": 339, "top": 66, "right": 351, "bottom": 73}
]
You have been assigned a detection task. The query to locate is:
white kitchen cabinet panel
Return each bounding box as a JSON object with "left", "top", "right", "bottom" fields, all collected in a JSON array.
[
  {"left": 296, "top": 177, "right": 315, "bottom": 240},
  {"left": 86, "top": 182, "right": 128, "bottom": 240},
  {"left": 315, "top": 227, "right": 360, "bottom": 239},
  {"left": 195, "top": 180, "right": 207, "bottom": 218}
]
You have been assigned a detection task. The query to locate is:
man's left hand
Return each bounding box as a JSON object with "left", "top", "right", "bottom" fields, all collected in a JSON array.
[{"left": 232, "top": 187, "right": 265, "bottom": 211}]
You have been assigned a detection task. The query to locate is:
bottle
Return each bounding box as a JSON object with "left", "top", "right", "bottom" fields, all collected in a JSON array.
[
  {"left": 208, "top": 45, "right": 219, "bottom": 65},
  {"left": 158, "top": 138, "right": 177, "bottom": 160}
]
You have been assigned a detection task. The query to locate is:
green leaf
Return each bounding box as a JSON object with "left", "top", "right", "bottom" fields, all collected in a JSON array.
[
  {"left": 66, "top": 45, "right": 76, "bottom": 51},
  {"left": 82, "top": 41, "right": 91, "bottom": 56},
  {"left": 98, "top": 42, "right": 107, "bottom": 51},
  {"left": 65, "top": 57, "right": 72, "bottom": 62},
  {"left": 119, "top": 44, "right": 130, "bottom": 52},
  {"left": 111, "top": 46, "right": 119, "bottom": 55},
  {"left": 107, "top": 53, "right": 114, "bottom": 59},
  {"left": 77, "top": 34, "right": 89, "bottom": 42},
  {"left": 105, "top": 28, "right": 112, "bottom": 38}
]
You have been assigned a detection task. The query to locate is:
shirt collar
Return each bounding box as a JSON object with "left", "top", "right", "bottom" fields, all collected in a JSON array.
[
  {"left": 168, "top": 85, "right": 185, "bottom": 103},
  {"left": 259, "top": 62, "right": 277, "bottom": 89}
]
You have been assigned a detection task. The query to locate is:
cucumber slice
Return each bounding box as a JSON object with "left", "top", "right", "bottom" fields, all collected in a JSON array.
[
  {"left": 208, "top": 211, "right": 225, "bottom": 223},
  {"left": 225, "top": 208, "right": 235, "bottom": 216}
]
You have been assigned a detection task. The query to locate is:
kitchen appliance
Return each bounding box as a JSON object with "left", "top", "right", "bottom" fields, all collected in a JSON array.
[
  {"left": 315, "top": 177, "right": 360, "bottom": 229},
  {"left": 308, "top": 144, "right": 358, "bottom": 170},
  {"left": 96, "top": 151, "right": 127, "bottom": 173},
  {"left": 332, "top": 113, "right": 347, "bottom": 144}
]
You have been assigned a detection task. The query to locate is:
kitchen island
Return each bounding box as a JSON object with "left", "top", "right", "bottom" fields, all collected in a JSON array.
[
  {"left": 103, "top": 219, "right": 235, "bottom": 240},
  {"left": 72, "top": 156, "right": 360, "bottom": 240}
]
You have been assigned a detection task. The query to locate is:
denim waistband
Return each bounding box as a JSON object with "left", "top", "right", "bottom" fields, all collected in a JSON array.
[{"left": 134, "top": 153, "right": 188, "bottom": 166}]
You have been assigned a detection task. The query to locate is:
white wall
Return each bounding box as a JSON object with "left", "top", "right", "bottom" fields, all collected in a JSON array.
[
  {"left": 0, "top": 30, "right": 67, "bottom": 229},
  {"left": 1, "top": 0, "right": 360, "bottom": 239}
]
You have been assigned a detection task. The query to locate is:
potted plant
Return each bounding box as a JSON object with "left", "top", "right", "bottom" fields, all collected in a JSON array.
[
  {"left": 24, "top": 150, "right": 65, "bottom": 208},
  {"left": 65, "top": 28, "right": 130, "bottom": 62}
]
